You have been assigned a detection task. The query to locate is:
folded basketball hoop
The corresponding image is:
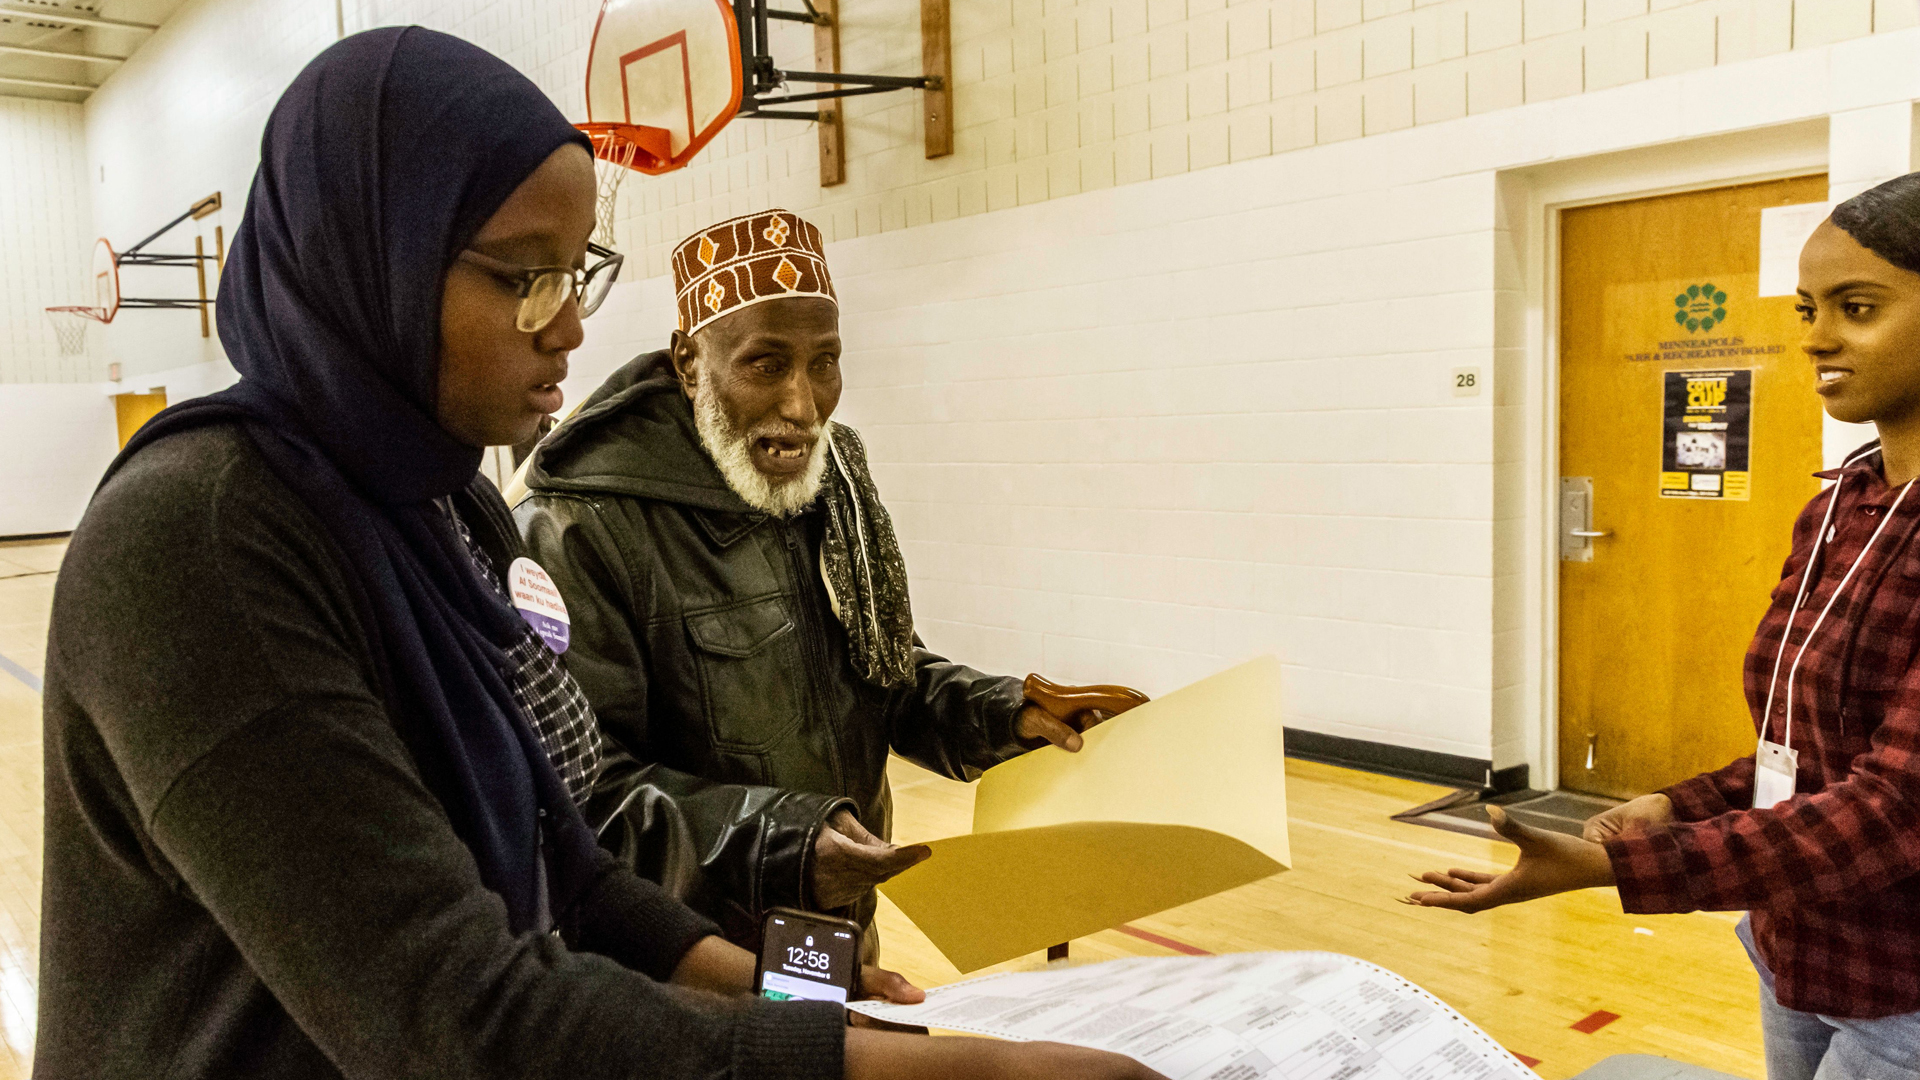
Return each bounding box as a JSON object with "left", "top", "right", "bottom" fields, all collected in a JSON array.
[
  {"left": 582, "top": 0, "right": 741, "bottom": 176},
  {"left": 45, "top": 198, "right": 226, "bottom": 353},
  {"left": 42, "top": 238, "right": 122, "bottom": 355}
]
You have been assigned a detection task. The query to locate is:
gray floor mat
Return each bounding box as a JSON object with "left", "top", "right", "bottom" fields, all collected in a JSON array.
[{"left": 1393, "top": 788, "right": 1621, "bottom": 841}]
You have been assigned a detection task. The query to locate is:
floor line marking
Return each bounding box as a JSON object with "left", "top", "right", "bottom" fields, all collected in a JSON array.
[
  {"left": 1288, "top": 816, "right": 1513, "bottom": 870},
  {"left": 1114, "top": 924, "right": 1212, "bottom": 956},
  {"left": 0, "top": 654, "right": 39, "bottom": 694},
  {"left": 1571, "top": 1010, "right": 1620, "bottom": 1034}
]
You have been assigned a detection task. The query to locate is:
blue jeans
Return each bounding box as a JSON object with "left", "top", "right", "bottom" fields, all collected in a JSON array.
[{"left": 1740, "top": 916, "right": 1920, "bottom": 1080}]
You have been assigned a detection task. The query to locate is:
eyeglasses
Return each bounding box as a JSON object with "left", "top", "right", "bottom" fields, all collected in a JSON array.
[{"left": 458, "top": 241, "right": 625, "bottom": 333}]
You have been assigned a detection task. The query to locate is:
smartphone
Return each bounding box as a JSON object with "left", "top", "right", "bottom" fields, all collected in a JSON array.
[{"left": 755, "top": 908, "right": 862, "bottom": 1004}]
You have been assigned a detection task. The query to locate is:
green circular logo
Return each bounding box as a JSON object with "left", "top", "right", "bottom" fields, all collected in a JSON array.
[{"left": 1673, "top": 283, "right": 1728, "bottom": 333}]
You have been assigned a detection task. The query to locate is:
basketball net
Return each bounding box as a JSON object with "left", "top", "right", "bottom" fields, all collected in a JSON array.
[
  {"left": 582, "top": 129, "right": 641, "bottom": 248},
  {"left": 45, "top": 306, "right": 97, "bottom": 357}
]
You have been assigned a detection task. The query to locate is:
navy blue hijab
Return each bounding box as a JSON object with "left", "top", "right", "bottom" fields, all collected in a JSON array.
[{"left": 111, "top": 27, "right": 600, "bottom": 932}]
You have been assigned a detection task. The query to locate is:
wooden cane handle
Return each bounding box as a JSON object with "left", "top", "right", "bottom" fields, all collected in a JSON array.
[{"left": 1022, "top": 673, "right": 1151, "bottom": 716}]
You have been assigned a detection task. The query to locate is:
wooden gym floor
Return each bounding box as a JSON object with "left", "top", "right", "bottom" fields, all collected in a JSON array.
[{"left": 0, "top": 536, "right": 1763, "bottom": 1079}]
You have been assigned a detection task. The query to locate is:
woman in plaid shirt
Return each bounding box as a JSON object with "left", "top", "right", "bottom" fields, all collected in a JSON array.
[{"left": 1408, "top": 173, "right": 1920, "bottom": 1079}]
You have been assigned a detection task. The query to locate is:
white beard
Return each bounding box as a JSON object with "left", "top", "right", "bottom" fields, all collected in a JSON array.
[{"left": 692, "top": 376, "right": 832, "bottom": 518}]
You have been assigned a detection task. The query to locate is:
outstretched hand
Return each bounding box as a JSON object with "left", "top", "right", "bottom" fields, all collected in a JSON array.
[
  {"left": 1015, "top": 674, "right": 1151, "bottom": 753},
  {"left": 812, "top": 808, "right": 931, "bottom": 910},
  {"left": 1401, "top": 806, "right": 1615, "bottom": 914}
]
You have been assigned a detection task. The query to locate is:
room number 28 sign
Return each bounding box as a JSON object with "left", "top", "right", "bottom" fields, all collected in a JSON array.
[{"left": 1659, "top": 369, "right": 1753, "bottom": 500}]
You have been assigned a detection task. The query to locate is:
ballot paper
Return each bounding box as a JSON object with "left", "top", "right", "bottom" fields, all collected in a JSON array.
[
  {"left": 848, "top": 952, "right": 1537, "bottom": 1080},
  {"left": 878, "top": 657, "right": 1290, "bottom": 972}
]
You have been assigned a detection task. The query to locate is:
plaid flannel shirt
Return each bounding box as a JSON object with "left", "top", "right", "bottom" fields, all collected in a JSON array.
[
  {"left": 447, "top": 504, "right": 604, "bottom": 807},
  {"left": 1605, "top": 443, "right": 1920, "bottom": 1019}
]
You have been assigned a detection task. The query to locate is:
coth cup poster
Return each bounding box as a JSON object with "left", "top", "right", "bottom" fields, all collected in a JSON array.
[{"left": 1660, "top": 368, "right": 1753, "bottom": 500}]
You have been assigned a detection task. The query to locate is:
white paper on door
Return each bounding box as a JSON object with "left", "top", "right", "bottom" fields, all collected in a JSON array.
[{"left": 1757, "top": 201, "right": 1831, "bottom": 297}]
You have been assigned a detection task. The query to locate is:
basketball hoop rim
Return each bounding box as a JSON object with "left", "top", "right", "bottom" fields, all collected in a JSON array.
[{"left": 47, "top": 304, "right": 109, "bottom": 324}]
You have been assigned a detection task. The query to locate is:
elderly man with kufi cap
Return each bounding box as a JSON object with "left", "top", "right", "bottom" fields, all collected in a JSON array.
[{"left": 514, "top": 210, "right": 1146, "bottom": 952}]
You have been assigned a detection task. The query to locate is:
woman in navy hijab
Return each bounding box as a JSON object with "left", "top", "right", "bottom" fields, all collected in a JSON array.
[{"left": 35, "top": 26, "right": 1159, "bottom": 1080}]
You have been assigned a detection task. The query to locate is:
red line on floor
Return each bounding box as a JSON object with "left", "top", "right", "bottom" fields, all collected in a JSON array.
[
  {"left": 1114, "top": 924, "right": 1212, "bottom": 956},
  {"left": 1570, "top": 1010, "right": 1620, "bottom": 1034},
  {"left": 1513, "top": 1053, "right": 1542, "bottom": 1067}
]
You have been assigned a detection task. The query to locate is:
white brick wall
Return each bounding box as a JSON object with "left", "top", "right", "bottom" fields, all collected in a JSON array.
[
  {"left": 825, "top": 154, "right": 1503, "bottom": 757},
  {"left": 556, "top": 0, "right": 1918, "bottom": 278},
  {"left": 0, "top": 98, "right": 95, "bottom": 383}
]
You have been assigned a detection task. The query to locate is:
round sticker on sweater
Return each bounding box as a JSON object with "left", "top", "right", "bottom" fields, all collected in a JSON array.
[{"left": 508, "top": 557, "right": 569, "bottom": 654}]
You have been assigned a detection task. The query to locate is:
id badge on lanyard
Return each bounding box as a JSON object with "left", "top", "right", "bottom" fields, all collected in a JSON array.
[
  {"left": 1756, "top": 466, "right": 1915, "bottom": 811},
  {"left": 1753, "top": 738, "right": 1798, "bottom": 810}
]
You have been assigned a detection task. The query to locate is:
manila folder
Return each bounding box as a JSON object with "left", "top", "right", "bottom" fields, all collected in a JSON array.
[{"left": 879, "top": 656, "right": 1290, "bottom": 972}]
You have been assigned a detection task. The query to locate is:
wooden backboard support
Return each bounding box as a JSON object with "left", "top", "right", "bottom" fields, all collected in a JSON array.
[
  {"left": 921, "top": 0, "right": 950, "bottom": 158},
  {"left": 814, "top": 0, "right": 843, "bottom": 186},
  {"left": 656, "top": 0, "right": 950, "bottom": 183},
  {"left": 812, "top": 0, "right": 945, "bottom": 184},
  {"left": 195, "top": 235, "right": 209, "bottom": 337}
]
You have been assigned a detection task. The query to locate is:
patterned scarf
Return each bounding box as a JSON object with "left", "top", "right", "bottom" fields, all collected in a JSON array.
[{"left": 818, "top": 423, "right": 917, "bottom": 689}]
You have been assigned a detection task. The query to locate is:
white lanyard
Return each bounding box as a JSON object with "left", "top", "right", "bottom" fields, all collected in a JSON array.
[{"left": 1754, "top": 449, "right": 1914, "bottom": 808}]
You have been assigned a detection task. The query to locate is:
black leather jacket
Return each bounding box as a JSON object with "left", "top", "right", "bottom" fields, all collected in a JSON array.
[{"left": 514, "top": 352, "right": 1028, "bottom": 945}]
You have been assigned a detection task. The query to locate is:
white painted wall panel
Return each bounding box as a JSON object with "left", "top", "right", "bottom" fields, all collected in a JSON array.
[
  {"left": 0, "top": 385, "right": 117, "bottom": 536},
  {"left": 0, "top": 98, "right": 94, "bottom": 384}
]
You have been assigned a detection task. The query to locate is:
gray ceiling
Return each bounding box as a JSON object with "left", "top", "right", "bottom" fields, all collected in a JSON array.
[{"left": 1, "top": 0, "right": 190, "bottom": 103}]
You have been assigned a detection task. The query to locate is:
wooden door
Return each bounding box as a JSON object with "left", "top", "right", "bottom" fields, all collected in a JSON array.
[
  {"left": 113, "top": 391, "right": 168, "bottom": 449},
  {"left": 1558, "top": 176, "right": 1827, "bottom": 799}
]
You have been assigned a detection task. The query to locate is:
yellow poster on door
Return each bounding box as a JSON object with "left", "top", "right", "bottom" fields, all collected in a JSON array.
[{"left": 1659, "top": 369, "right": 1753, "bottom": 501}]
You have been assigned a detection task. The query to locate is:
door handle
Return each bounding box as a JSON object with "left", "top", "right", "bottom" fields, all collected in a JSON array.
[{"left": 1560, "top": 478, "right": 1606, "bottom": 561}]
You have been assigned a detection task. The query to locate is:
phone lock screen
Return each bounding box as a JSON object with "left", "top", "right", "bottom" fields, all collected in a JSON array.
[{"left": 757, "top": 911, "right": 859, "bottom": 1004}]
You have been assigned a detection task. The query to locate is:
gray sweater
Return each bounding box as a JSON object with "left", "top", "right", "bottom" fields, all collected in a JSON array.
[{"left": 36, "top": 424, "right": 845, "bottom": 1079}]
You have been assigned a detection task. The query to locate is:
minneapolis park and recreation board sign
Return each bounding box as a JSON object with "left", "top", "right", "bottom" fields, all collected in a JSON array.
[
  {"left": 1624, "top": 283, "right": 1788, "bottom": 365},
  {"left": 1625, "top": 336, "right": 1788, "bottom": 364}
]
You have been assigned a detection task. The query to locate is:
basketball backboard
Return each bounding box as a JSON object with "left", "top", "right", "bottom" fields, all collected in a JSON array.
[
  {"left": 583, "top": 0, "right": 741, "bottom": 175},
  {"left": 91, "top": 238, "right": 120, "bottom": 323}
]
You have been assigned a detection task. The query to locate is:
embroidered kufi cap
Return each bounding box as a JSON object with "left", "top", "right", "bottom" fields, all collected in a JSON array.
[{"left": 671, "top": 209, "right": 835, "bottom": 334}]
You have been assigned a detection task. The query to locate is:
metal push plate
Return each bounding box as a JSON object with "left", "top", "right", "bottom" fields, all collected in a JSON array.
[{"left": 1560, "top": 477, "right": 1595, "bottom": 562}]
